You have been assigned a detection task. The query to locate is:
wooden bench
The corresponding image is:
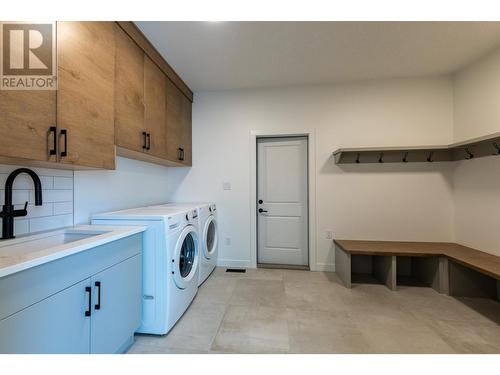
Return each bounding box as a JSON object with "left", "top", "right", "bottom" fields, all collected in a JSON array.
[{"left": 334, "top": 240, "right": 500, "bottom": 301}]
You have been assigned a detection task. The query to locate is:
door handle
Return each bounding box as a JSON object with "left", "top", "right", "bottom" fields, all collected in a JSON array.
[
  {"left": 142, "top": 131, "right": 147, "bottom": 150},
  {"left": 178, "top": 147, "right": 184, "bottom": 161},
  {"left": 85, "top": 286, "right": 92, "bottom": 317},
  {"left": 94, "top": 281, "right": 101, "bottom": 310},
  {"left": 146, "top": 133, "right": 151, "bottom": 150},
  {"left": 60, "top": 129, "right": 68, "bottom": 157},
  {"left": 258, "top": 208, "right": 268, "bottom": 213},
  {"left": 48, "top": 126, "right": 57, "bottom": 156}
]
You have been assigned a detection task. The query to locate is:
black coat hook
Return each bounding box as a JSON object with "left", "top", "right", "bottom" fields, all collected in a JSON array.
[
  {"left": 465, "top": 148, "right": 474, "bottom": 159},
  {"left": 355, "top": 153, "right": 360, "bottom": 163},
  {"left": 427, "top": 151, "right": 434, "bottom": 162},
  {"left": 378, "top": 152, "right": 384, "bottom": 163},
  {"left": 402, "top": 151, "right": 408, "bottom": 163},
  {"left": 493, "top": 142, "right": 500, "bottom": 155}
]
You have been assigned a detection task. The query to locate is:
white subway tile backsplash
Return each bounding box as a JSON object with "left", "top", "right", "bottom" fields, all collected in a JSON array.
[
  {"left": 14, "top": 203, "right": 54, "bottom": 218},
  {"left": 31, "top": 189, "right": 73, "bottom": 203},
  {"left": 0, "top": 165, "right": 72, "bottom": 177},
  {"left": 0, "top": 190, "right": 30, "bottom": 205},
  {"left": 53, "top": 177, "right": 73, "bottom": 190},
  {"left": 29, "top": 214, "right": 73, "bottom": 233},
  {"left": 0, "top": 174, "right": 54, "bottom": 190},
  {"left": 53, "top": 201, "right": 73, "bottom": 215},
  {"left": 13, "top": 219, "right": 30, "bottom": 236},
  {"left": 0, "top": 164, "right": 74, "bottom": 235}
]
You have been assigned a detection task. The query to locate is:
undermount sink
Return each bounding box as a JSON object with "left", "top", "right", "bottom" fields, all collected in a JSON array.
[{"left": 0, "top": 229, "right": 110, "bottom": 257}]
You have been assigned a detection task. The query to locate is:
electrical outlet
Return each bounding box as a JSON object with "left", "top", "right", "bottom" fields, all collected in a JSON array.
[
  {"left": 325, "top": 230, "right": 333, "bottom": 240},
  {"left": 224, "top": 237, "right": 231, "bottom": 246},
  {"left": 223, "top": 182, "right": 232, "bottom": 190}
]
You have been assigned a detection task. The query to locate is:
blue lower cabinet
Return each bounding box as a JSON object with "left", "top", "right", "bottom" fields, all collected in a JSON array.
[
  {"left": 0, "top": 234, "right": 142, "bottom": 354},
  {"left": 0, "top": 279, "right": 91, "bottom": 354},
  {"left": 90, "top": 255, "right": 141, "bottom": 353}
]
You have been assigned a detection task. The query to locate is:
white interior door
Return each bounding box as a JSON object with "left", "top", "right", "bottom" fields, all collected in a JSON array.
[{"left": 257, "top": 137, "right": 308, "bottom": 266}]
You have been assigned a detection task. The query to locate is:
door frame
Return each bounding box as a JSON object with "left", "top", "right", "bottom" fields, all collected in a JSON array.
[{"left": 249, "top": 129, "right": 317, "bottom": 270}]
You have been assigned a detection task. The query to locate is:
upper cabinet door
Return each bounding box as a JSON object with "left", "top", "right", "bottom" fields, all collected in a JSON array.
[
  {"left": 114, "top": 25, "right": 145, "bottom": 154},
  {"left": 0, "top": 89, "right": 56, "bottom": 163},
  {"left": 166, "top": 78, "right": 185, "bottom": 164},
  {"left": 180, "top": 94, "right": 192, "bottom": 166},
  {"left": 144, "top": 56, "right": 167, "bottom": 159},
  {"left": 57, "top": 22, "right": 116, "bottom": 169}
]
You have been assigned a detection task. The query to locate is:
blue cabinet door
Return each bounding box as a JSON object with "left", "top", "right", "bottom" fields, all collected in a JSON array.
[
  {"left": 90, "top": 254, "right": 141, "bottom": 353},
  {"left": 0, "top": 278, "right": 91, "bottom": 354}
]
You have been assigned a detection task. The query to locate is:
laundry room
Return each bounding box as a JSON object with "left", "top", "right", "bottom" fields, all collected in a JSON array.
[{"left": 1, "top": 1, "right": 500, "bottom": 374}]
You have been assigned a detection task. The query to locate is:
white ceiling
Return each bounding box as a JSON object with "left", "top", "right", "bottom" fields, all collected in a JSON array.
[{"left": 136, "top": 22, "right": 500, "bottom": 92}]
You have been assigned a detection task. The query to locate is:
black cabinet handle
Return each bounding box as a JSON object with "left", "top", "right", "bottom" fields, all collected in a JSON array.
[
  {"left": 258, "top": 208, "right": 268, "bottom": 213},
  {"left": 85, "top": 286, "right": 91, "bottom": 317},
  {"left": 48, "top": 126, "right": 57, "bottom": 156},
  {"left": 142, "top": 131, "right": 147, "bottom": 150},
  {"left": 60, "top": 129, "right": 68, "bottom": 157},
  {"left": 146, "top": 133, "right": 151, "bottom": 150},
  {"left": 94, "top": 281, "right": 101, "bottom": 310},
  {"left": 178, "top": 147, "right": 184, "bottom": 161}
]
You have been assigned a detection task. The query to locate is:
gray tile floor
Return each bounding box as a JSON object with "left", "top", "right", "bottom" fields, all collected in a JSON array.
[{"left": 127, "top": 267, "right": 500, "bottom": 354}]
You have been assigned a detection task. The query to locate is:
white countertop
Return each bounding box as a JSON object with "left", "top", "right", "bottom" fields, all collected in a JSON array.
[
  {"left": 92, "top": 206, "right": 189, "bottom": 221},
  {"left": 0, "top": 225, "right": 146, "bottom": 279}
]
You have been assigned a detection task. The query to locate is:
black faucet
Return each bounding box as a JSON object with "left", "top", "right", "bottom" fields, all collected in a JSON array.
[{"left": 0, "top": 168, "right": 43, "bottom": 240}]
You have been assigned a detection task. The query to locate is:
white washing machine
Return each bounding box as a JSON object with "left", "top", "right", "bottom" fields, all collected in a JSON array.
[
  {"left": 91, "top": 206, "right": 199, "bottom": 335},
  {"left": 148, "top": 202, "right": 218, "bottom": 286}
]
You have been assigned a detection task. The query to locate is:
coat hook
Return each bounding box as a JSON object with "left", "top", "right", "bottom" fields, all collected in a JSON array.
[
  {"left": 493, "top": 142, "right": 500, "bottom": 155},
  {"left": 402, "top": 151, "right": 408, "bottom": 163},
  {"left": 378, "top": 152, "right": 384, "bottom": 163},
  {"left": 355, "top": 153, "right": 360, "bottom": 163},
  {"left": 465, "top": 148, "right": 474, "bottom": 159},
  {"left": 427, "top": 151, "right": 434, "bottom": 162}
]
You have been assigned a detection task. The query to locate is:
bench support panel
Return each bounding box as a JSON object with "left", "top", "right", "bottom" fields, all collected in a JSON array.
[
  {"left": 449, "top": 260, "right": 499, "bottom": 300},
  {"left": 335, "top": 244, "right": 351, "bottom": 288},
  {"left": 373, "top": 255, "right": 396, "bottom": 291}
]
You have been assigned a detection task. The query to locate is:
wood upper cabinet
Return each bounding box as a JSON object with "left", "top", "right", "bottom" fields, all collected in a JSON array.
[
  {"left": 0, "top": 90, "right": 56, "bottom": 163},
  {"left": 57, "top": 21, "right": 116, "bottom": 169},
  {"left": 114, "top": 25, "right": 145, "bottom": 154},
  {"left": 180, "top": 93, "right": 192, "bottom": 166},
  {"left": 166, "top": 78, "right": 192, "bottom": 166},
  {"left": 144, "top": 56, "right": 167, "bottom": 159},
  {"left": 0, "top": 21, "right": 192, "bottom": 169}
]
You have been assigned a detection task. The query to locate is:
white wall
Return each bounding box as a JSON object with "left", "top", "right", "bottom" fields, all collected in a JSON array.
[
  {"left": 0, "top": 164, "right": 73, "bottom": 236},
  {"left": 452, "top": 47, "right": 500, "bottom": 256},
  {"left": 454, "top": 48, "right": 500, "bottom": 142},
  {"left": 73, "top": 156, "right": 170, "bottom": 224},
  {"left": 168, "top": 77, "right": 456, "bottom": 270}
]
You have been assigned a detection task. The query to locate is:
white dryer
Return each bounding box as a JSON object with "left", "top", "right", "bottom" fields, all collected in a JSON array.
[
  {"left": 148, "top": 202, "right": 219, "bottom": 286},
  {"left": 91, "top": 206, "right": 199, "bottom": 335}
]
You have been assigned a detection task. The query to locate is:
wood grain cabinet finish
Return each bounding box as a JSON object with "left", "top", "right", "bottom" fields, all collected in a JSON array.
[
  {"left": 0, "top": 21, "right": 192, "bottom": 169},
  {"left": 144, "top": 55, "right": 168, "bottom": 159},
  {"left": 0, "top": 90, "right": 57, "bottom": 163},
  {"left": 114, "top": 24, "right": 145, "bottom": 154},
  {"left": 166, "top": 77, "right": 192, "bottom": 166},
  {"left": 1, "top": 22, "right": 115, "bottom": 170},
  {"left": 57, "top": 21, "right": 116, "bottom": 169},
  {"left": 180, "top": 93, "right": 193, "bottom": 166}
]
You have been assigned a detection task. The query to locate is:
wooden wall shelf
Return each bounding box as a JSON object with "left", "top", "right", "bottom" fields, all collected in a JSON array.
[{"left": 333, "top": 132, "right": 500, "bottom": 164}]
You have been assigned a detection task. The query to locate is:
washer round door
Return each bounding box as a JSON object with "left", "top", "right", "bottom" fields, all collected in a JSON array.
[
  {"left": 172, "top": 225, "right": 199, "bottom": 289},
  {"left": 203, "top": 215, "right": 218, "bottom": 260}
]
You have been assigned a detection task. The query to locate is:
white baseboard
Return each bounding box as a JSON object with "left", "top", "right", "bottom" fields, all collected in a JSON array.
[
  {"left": 217, "top": 259, "right": 255, "bottom": 269},
  {"left": 314, "top": 262, "right": 336, "bottom": 272},
  {"left": 217, "top": 259, "right": 335, "bottom": 272}
]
